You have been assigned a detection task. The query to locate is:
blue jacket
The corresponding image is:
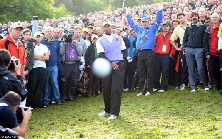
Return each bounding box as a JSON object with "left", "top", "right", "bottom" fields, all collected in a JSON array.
[
  {"left": 183, "top": 22, "right": 206, "bottom": 49},
  {"left": 129, "top": 35, "right": 136, "bottom": 57},
  {"left": 41, "top": 38, "right": 65, "bottom": 77},
  {"left": 126, "top": 10, "right": 163, "bottom": 50}
]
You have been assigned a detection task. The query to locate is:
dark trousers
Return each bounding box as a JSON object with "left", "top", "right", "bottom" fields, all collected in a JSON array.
[
  {"left": 168, "top": 57, "right": 175, "bottom": 86},
  {"left": 137, "top": 50, "right": 154, "bottom": 93},
  {"left": 103, "top": 61, "right": 125, "bottom": 116},
  {"left": 174, "top": 51, "right": 189, "bottom": 87},
  {"left": 27, "top": 67, "right": 47, "bottom": 106},
  {"left": 87, "top": 68, "right": 100, "bottom": 95},
  {"left": 209, "top": 55, "right": 220, "bottom": 88},
  {"left": 126, "top": 58, "right": 137, "bottom": 89},
  {"left": 61, "top": 62, "right": 80, "bottom": 100},
  {"left": 154, "top": 54, "right": 170, "bottom": 90}
]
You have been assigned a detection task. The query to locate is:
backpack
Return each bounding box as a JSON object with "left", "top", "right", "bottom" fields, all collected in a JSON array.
[{"left": 65, "top": 43, "right": 78, "bottom": 61}]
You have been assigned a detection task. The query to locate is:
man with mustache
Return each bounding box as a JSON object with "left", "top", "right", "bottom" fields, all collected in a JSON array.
[{"left": 183, "top": 12, "right": 209, "bottom": 92}]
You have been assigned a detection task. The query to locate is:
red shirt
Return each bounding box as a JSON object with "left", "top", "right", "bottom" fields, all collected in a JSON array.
[
  {"left": 210, "top": 24, "right": 219, "bottom": 56},
  {"left": 0, "top": 35, "right": 26, "bottom": 75},
  {"left": 155, "top": 32, "right": 172, "bottom": 55}
]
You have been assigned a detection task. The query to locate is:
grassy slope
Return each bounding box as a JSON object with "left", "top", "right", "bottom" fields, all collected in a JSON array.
[{"left": 26, "top": 87, "right": 222, "bottom": 139}]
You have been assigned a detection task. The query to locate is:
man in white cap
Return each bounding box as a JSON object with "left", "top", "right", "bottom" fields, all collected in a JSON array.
[
  {"left": 26, "top": 32, "right": 49, "bottom": 108},
  {"left": 97, "top": 21, "right": 126, "bottom": 120},
  {"left": 0, "top": 22, "right": 26, "bottom": 79}
]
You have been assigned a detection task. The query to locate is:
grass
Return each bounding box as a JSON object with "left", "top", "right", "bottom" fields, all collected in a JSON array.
[{"left": 26, "top": 87, "right": 222, "bottom": 139}]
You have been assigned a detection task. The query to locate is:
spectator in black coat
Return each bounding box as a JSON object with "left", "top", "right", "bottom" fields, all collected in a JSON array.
[
  {"left": 0, "top": 49, "right": 27, "bottom": 100},
  {"left": 84, "top": 35, "right": 100, "bottom": 96}
]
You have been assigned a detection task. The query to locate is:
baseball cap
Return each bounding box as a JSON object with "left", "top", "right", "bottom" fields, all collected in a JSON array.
[
  {"left": 162, "top": 22, "right": 171, "bottom": 27},
  {"left": 10, "top": 22, "right": 23, "bottom": 29},
  {"left": 34, "top": 32, "right": 42, "bottom": 37},
  {"left": 141, "top": 17, "right": 149, "bottom": 22},
  {"left": 91, "top": 35, "right": 98, "bottom": 41},
  {"left": 102, "top": 21, "right": 111, "bottom": 26},
  {"left": 87, "top": 26, "right": 93, "bottom": 29},
  {"left": 82, "top": 28, "right": 89, "bottom": 32}
]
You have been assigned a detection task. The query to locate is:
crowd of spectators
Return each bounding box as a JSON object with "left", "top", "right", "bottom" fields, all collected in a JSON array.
[{"left": 1, "top": 0, "right": 222, "bottom": 135}]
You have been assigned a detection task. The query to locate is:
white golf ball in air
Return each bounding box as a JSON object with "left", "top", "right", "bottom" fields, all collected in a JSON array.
[{"left": 92, "top": 58, "right": 112, "bottom": 78}]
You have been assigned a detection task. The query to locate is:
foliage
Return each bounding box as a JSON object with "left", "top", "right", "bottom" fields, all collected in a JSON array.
[
  {"left": 26, "top": 87, "right": 222, "bottom": 138},
  {"left": 0, "top": 0, "right": 70, "bottom": 23},
  {"left": 51, "top": 4, "right": 71, "bottom": 19}
]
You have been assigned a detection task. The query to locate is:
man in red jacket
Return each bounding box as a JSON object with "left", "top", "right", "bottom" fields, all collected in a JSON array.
[
  {"left": 153, "top": 22, "right": 172, "bottom": 92},
  {"left": 203, "top": 13, "right": 220, "bottom": 90}
]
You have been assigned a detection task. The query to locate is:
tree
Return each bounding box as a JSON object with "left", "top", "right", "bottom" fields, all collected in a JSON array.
[{"left": 0, "top": 0, "right": 70, "bottom": 23}]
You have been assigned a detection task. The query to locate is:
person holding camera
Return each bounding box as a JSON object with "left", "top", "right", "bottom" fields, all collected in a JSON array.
[
  {"left": 60, "top": 32, "right": 84, "bottom": 102},
  {"left": 0, "top": 49, "right": 27, "bottom": 100},
  {"left": 0, "top": 91, "right": 32, "bottom": 138},
  {"left": 0, "top": 22, "right": 26, "bottom": 80}
]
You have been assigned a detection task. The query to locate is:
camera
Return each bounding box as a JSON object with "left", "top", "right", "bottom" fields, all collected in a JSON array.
[
  {"left": 8, "top": 56, "right": 19, "bottom": 71},
  {"left": 16, "top": 107, "right": 32, "bottom": 123},
  {"left": 16, "top": 107, "right": 27, "bottom": 123}
]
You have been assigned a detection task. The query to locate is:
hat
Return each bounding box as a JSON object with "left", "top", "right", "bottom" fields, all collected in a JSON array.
[
  {"left": 141, "top": 17, "right": 149, "bottom": 22},
  {"left": 162, "top": 22, "right": 171, "bottom": 27},
  {"left": 87, "top": 26, "right": 93, "bottom": 29},
  {"left": 68, "top": 32, "right": 74, "bottom": 37},
  {"left": 10, "top": 22, "right": 23, "bottom": 29},
  {"left": 82, "top": 28, "right": 89, "bottom": 32},
  {"left": 34, "top": 32, "right": 42, "bottom": 37},
  {"left": 91, "top": 35, "right": 98, "bottom": 41},
  {"left": 102, "top": 21, "right": 111, "bottom": 26}
]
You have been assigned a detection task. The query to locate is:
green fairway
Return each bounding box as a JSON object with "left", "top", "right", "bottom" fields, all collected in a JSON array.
[{"left": 26, "top": 87, "right": 222, "bottom": 139}]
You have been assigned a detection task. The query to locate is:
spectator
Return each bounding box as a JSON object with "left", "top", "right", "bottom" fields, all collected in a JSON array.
[
  {"left": 27, "top": 32, "right": 49, "bottom": 108},
  {"left": 21, "top": 29, "right": 34, "bottom": 82},
  {"left": 74, "top": 27, "right": 87, "bottom": 56},
  {"left": 0, "top": 22, "right": 26, "bottom": 79},
  {"left": 204, "top": 13, "right": 220, "bottom": 90},
  {"left": 183, "top": 12, "right": 209, "bottom": 92},
  {"left": 153, "top": 22, "right": 172, "bottom": 92},
  {"left": 60, "top": 33, "right": 83, "bottom": 102},
  {"left": 126, "top": 29, "right": 137, "bottom": 91},
  {"left": 170, "top": 12, "right": 189, "bottom": 90},
  {"left": 41, "top": 26, "right": 64, "bottom": 106},
  {"left": 53, "top": 28, "right": 60, "bottom": 40},
  {"left": 0, "top": 91, "right": 32, "bottom": 137},
  {"left": 198, "top": 7, "right": 207, "bottom": 24},
  {"left": 126, "top": 4, "right": 163, "bottom": 96},
  {"left": 77, "top": 71, "right": 89, "bottom": 97},
  {"left": 0, "top": 49, "right": 26, "bottom": 100},
  {"left": 85, "top": 35, "right": 100, "bottom": 96}
]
